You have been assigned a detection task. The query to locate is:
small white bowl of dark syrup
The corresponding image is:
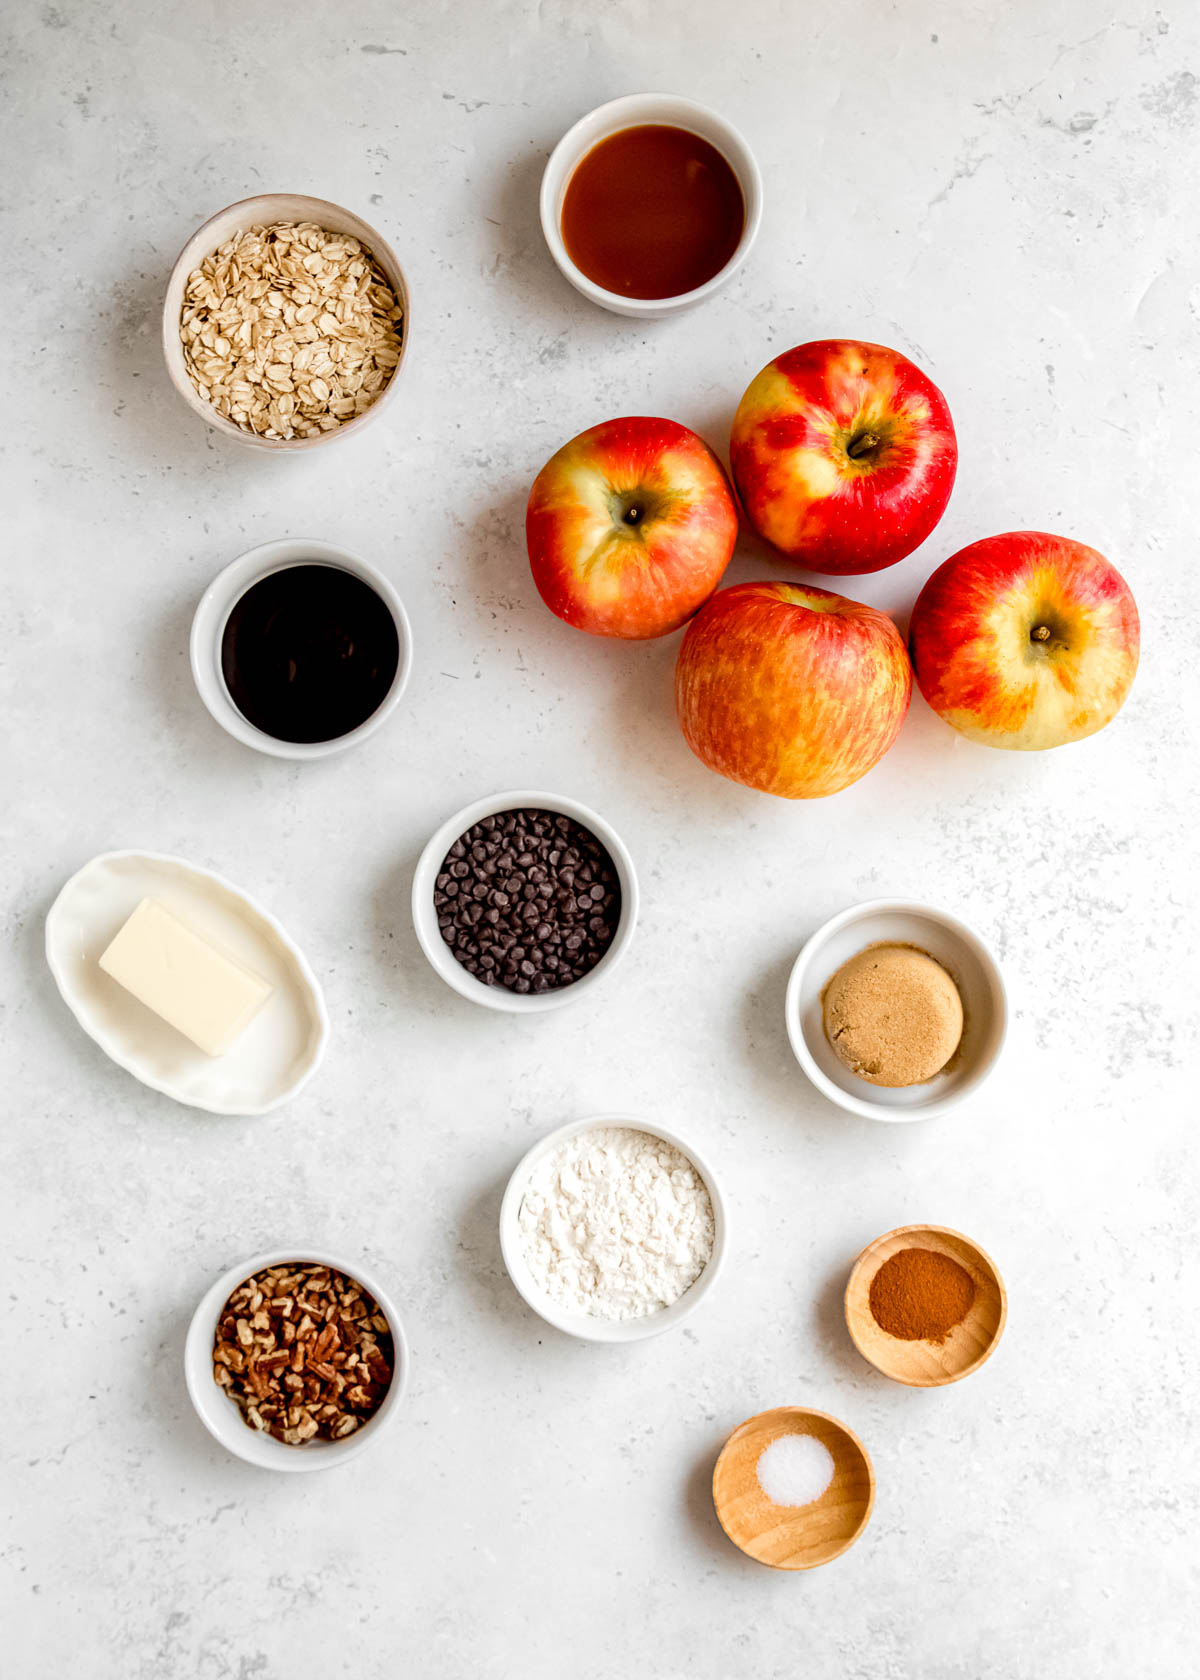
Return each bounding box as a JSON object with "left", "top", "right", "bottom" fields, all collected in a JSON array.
[{"left": 190, "top": 538, "right": 413, "bottom": 760}]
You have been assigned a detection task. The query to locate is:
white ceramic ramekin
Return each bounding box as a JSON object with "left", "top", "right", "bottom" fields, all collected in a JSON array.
[
  {"left": 539, "top": 94, "right": 763, "bottom": 319},
  {"left": 190, "top": 537, "right": 413, "bottom": 761},
  {"left": 499, "top": 1115, "right": 728, "bottom": 1343},
  {"left": 163, "top": 193, "right": 410, "bottom": 450},
  {"left": 411, "top": 790, "right": 639, "bottom": 1014},
  {"left": 785, "top": 900, "right": 1007, "bottom": 1122},
  {"left": 184, "top": 1248, "right": 409, "bottom": 1472}
]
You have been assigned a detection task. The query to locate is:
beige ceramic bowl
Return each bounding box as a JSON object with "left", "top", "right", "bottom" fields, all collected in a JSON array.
[{"left": 162, "top": 193, "right": 410, "bottom": 451}]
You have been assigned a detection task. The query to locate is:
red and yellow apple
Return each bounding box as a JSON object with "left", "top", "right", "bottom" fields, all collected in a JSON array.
[
  {"left": 908, "top": 531, "right": 1139, "bottom": 750},
  {"left": 730, "top": 340, "right": 957, "bottom": 575},
  {"left": 675, "top": 581, "right": 912, "bottom": 798},
  {"left": 526, "top": 416, "right": 738, "bottom": 639}
]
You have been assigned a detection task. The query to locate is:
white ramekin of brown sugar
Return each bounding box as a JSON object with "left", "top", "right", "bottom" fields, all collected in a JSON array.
[{"left": 785, "top": 900, "right": 1007, "bottom": 1122}]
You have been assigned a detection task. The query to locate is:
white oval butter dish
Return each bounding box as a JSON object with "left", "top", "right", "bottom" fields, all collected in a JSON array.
[{"left": 45, "top": 851, "right": 329, "bottom": 1115}]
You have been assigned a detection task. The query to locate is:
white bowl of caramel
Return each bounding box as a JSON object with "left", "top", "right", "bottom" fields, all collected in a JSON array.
[
  {"left": 785, "top": 900, "right": 1007, "bottom": 1122},
  {"left": 540, "top": 94, "right": 763, "bottom": 319}
]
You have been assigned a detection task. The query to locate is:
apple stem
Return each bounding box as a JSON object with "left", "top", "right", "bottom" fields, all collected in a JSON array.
[
  {"left": 846, "top": 431, "right": 881, "bottom": 460},
  {"left": 1031, "top": 625, "right": 1051, "bottom": 642}
]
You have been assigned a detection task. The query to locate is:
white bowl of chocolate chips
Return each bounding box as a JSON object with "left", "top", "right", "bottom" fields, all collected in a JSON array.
[{"left": 411, "top": 790, "right": 639, "bottom": 1013}]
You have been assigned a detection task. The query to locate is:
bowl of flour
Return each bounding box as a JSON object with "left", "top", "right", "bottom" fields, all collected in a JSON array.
[{"left": 499, "top": 1115, "right": 728, "bottom": 1342}]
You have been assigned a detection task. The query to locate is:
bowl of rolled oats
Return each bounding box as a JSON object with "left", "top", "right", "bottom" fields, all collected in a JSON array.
[
  {"left": 184, "top": 1249, "right": 409, "bottom": 1470},
  {"left": 163, "top": 194, "right": 408, "bottom": 450}
]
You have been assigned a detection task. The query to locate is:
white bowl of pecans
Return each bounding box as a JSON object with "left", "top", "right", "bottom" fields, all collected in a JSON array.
[
  {"left": 184, "top": 1250, "right": 409, "bottom": 1471},
  {"left": 163, "top": 193, "right": 409, "bottom": 450}
]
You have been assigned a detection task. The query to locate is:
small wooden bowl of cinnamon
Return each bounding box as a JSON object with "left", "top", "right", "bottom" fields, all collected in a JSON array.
[{"left": 845, "top": 1224, "right": 1006, "bottom": 1387}]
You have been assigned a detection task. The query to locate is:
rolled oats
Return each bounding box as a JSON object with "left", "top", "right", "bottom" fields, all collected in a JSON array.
[{"left": 180, "top": 222, "right": 404, "bottom": 441}]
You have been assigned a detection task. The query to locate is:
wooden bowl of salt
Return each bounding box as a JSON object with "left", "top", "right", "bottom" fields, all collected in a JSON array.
[
  {"left": 712, "top": 1407, "right": 875, "bottom": 1570},
  {"left": 845, "top": 1223, "right": 1006, "bottom": 1387}
]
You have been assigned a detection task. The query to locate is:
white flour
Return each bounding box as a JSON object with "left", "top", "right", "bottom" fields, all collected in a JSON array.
[{"left": 517, "top": 1126, "right": 715, "bottom": 1320}]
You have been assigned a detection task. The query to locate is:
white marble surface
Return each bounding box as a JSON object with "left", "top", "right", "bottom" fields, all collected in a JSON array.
[{"left": 3, "top": 1, "right": 1198, "bottom": 1674}]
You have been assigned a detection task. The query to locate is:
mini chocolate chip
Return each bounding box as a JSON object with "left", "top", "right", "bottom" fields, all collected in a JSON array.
[{"left": 434, "top": 807, "right": 621, "bottom": 996}]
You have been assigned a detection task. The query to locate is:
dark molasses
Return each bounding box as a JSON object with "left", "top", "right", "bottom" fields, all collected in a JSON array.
[{"left": 221, "top": 563, "right": 400, "bottom": 744}]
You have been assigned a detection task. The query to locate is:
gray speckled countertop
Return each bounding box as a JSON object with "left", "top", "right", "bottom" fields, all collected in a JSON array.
[{"left": 3, "top": 1, "right": 1198, "bottom": 1675}]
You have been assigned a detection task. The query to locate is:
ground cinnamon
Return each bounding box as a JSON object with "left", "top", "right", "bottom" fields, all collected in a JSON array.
[{"left": 868, "top": 1247, "right": 976, "bottom": 1343}]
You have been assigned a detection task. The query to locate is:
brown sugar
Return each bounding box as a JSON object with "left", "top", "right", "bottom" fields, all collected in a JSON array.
[
  {"left": 868, "top": 1247, "right": 976, "bottom": 1343},
  {"left": 822, "top": 943, "right": 963, "bottom": 1088}
]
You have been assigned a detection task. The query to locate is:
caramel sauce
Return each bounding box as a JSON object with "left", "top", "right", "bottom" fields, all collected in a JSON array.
[{"left": 560, "top": 124, "right": 745, "bottom": 301}]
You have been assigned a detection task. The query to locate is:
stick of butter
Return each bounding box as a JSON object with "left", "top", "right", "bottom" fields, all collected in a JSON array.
[{"left": 98, "top": 898, "right": 273, "bottom": 1057}]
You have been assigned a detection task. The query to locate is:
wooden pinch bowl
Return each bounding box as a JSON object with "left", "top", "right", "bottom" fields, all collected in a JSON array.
[
  {"left": 845, "top": 1224, "right": 1007, "bottom": 1387},
  {"left": 712, "top": 1407, "right": 875, "bottom": 1570}
]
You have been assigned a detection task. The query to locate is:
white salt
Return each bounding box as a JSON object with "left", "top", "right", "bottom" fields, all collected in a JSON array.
[{"left": 756, "top": 1433, "right": 835, "bottom": 1507}]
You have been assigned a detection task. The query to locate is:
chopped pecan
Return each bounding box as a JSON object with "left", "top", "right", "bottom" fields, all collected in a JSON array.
[{"left": 211, "top": 1260, "right": 394, "bottom": 1447}]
